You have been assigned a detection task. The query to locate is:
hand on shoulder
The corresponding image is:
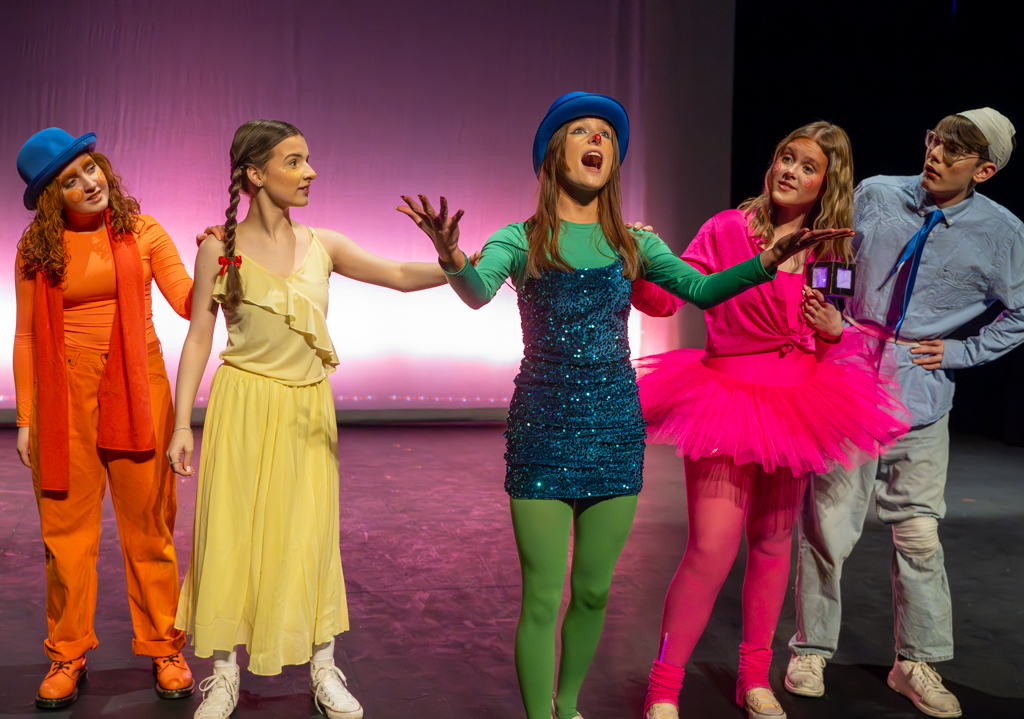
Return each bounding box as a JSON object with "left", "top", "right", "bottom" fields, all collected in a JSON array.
[{"left": 197, "top": 234, "right": 228, "bottom": 259}]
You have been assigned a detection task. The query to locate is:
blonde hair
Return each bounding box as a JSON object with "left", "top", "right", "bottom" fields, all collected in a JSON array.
[
  {"left": 526, "top": 121, "right": 642, "bottom": 280},
  {"left": 738, "top": 121, "right": 854, "bottom": 262}
]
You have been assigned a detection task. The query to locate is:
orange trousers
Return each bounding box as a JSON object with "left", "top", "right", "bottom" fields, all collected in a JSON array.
[{"left": 31, "top": 340, "right": 186, "bottom": 661}]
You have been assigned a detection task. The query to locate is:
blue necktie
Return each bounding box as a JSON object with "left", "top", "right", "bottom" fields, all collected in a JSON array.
[{"left": 886, "top": 209, "right": 944, "bottom": 342}]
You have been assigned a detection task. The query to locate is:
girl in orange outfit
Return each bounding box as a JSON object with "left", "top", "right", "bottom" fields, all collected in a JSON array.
[{"left": 13, "top": 128, "right": 196, "bottom": 709}]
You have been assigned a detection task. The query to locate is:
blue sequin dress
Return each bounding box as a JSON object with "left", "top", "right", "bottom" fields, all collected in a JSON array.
[
  {"left": 504, "top": 260, "right": 646, "bottom": 499},
  {"left": 439, "top": 220, "right": 774, "bottom": 501}
]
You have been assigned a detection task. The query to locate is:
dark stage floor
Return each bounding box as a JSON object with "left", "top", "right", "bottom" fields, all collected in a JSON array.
[{"left": 0, "top": 425, "right": 1021, "bottom": 718}]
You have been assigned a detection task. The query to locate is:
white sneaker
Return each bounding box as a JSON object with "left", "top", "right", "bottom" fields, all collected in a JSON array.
[
  {"left": 645, "top": 703, "right": 679, "bottom": 719},
  {"left": 887, "top": 658, "right": 961, "bottom": 718},
  {"left": 743, "top": 687, "right": 786, "bottom": 719},
  {"left": 311, "top": 661, "right": 363, "bottom": 719},
  {"left": 784, "top": 653, "right": 826, "bottom": 697},
  {"left": 194, "top": 666, "right": 239, "bottom": 719}
]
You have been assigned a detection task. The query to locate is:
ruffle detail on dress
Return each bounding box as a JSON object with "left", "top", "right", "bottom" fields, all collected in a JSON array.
[
  {"left": 636, "top": 339, "right": 911, "bottom": 476},
  {"left": 213, "top": 265, "right": 339, "bottom": 369}
]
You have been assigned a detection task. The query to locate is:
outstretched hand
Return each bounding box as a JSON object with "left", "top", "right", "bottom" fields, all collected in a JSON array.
[
  {"left": 396, "top": 194, "right": 465, "bottom": 271},
  {"left": 761, "top": 227, "right": 856, "bottom": 272}
]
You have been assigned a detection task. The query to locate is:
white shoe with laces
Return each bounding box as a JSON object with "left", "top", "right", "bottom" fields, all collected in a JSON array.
[
  {"left": 784, "top": 653, "right": 826, "bottom": 697},
  {"left": 743, "top": 687, "right": 786, "bottom": 719},
  {"left": 311, "top": 660, "right": 363, "bottom": 719},
  {"left": 644, "top": 702, "right": 679, "bottom": 719},
  {"left": 193, "top": 665, "right": 239, "bottom": 719},
  {"left": 887, "top": 658, "right": 962, "bottom": 718}
]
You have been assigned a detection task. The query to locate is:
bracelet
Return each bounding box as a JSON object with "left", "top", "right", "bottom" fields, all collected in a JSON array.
[{"left": 172, "top": 427, "right": 194, "bottom": 434}]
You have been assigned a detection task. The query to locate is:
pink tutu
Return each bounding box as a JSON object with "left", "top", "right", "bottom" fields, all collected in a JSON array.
[{"left": 636, "top": 335, "right": 911, "bottom": 476}]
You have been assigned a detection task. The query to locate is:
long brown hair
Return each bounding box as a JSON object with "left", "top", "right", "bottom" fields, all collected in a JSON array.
[
  {"left": 18, "top": 152, "right": 140, "bottom": 285},
  {"left": 525, "top": 120, "right": 642, "bottom": 280},
  {"left": 220, "top": 119, "right": 303, "bottom": 313},
  {"left": 738, "top": 121, "right": 854, "bottom": 262}
]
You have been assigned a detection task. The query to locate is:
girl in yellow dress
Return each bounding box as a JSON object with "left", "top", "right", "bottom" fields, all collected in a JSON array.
[{"left": 167, "top": 120, "right": 450, "bottom": 719}]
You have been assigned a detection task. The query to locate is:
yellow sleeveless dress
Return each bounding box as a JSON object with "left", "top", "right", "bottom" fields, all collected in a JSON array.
[{"left": 175, "top": 228, "right": 348, "bottom": 675}]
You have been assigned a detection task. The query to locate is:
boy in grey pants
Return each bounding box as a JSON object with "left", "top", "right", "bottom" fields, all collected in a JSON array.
[{"left": 786, "top": 108, "right": 1023, "bottom": 719}]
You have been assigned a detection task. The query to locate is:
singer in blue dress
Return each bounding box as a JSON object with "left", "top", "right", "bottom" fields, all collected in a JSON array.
[{"left": 397, "top": 92, "right": 829, "bottom": 719}]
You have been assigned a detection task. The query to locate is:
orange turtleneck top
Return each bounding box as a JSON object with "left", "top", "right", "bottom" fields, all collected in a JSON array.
[{"left": 13, "top": 214, "right": 193, "bottom": 426}]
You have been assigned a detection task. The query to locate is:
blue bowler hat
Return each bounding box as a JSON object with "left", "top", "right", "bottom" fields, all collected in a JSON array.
[
  {"left": 18, "top": 128, "right": 97, "bottom": 210},
  {"left": 532, "top": 92, "right": 629, "bottom": 175}
]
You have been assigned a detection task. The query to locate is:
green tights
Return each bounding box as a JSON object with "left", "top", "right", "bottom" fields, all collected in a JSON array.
[{"left": 510, "top": 495, "right": 638, "bottom": 719}]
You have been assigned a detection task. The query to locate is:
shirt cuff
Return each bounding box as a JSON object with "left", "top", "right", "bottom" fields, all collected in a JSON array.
[
  {"left": 752, "top": 254, "right": 776, "bottom": 280},
  {"left": 940, "top": 338, "right": 968, "bottom": 369},
  {"left": 438, "top": 251, "right": 470, "bottom": 276}
]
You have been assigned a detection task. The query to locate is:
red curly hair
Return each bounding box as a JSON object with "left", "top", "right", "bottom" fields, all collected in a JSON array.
[{"left": 18, "top": 152, "right": 141, "bottom": 285}]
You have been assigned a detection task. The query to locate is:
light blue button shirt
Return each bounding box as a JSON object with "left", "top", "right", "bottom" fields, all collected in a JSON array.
[{"left": 848, "top": 174, "right": 1024, "bottom": 426}]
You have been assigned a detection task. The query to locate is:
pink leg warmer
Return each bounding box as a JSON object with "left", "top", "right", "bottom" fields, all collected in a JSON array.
[
  {"left": 736, "top": 643, "right": 773, "bottom": 705},
  {"left": 735, "top": 466, "right": 808, "bottom": 704},
  {"left": 644, "top": 660, "right": 686, "bottom": 714}
]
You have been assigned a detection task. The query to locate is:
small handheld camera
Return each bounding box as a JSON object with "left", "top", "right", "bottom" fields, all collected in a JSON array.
[{"left": 805, "top": 261, "right": 856, "bottom": 298}]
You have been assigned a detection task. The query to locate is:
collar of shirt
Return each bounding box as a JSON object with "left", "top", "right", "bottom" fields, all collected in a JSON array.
[{"left": 908, "top": 173, "right": 975, "bottom": 227}]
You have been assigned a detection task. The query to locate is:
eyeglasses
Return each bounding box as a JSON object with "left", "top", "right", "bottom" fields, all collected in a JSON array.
[{"left": 925, "top": 130, "right": 982, "bottom": 165}]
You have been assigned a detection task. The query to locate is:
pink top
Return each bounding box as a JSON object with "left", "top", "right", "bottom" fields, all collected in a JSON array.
[{"left": 632, "top": 209, "right": 815, "bottom": 357}]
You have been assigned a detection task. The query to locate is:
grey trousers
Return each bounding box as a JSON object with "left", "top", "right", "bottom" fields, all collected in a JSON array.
[{"left": 788, "top": 414, "right": 954, "bottom": 663}]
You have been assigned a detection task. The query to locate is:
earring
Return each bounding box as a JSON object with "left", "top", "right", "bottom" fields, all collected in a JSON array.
[{"left": 257, "top": 182, "right": 262, "bottom": 187}]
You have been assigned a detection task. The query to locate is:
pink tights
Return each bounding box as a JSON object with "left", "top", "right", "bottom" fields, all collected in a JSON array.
[{"left": 645, "top": 456, "right": 808, "bottom": 712}]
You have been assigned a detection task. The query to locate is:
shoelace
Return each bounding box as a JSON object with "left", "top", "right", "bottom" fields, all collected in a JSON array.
[
  {"left": 46, "top": 659, "right": 86, "bottom": 680},
  {"left": 154, "top": 654, "right": 184, "bottom": 670},
  {"left": 196, "top": 673, "right": 236, "bottom": 715},
  {"left": 910, "top": 662, "right": 953, "bottom": 699},
  {"left": 646, "top": 703, "right": 679, "bottom": 719},
  {"left": 312, "top": 665, "right": 355, "bottom": 715},
  {"left": 746, "top": 687, "right": 782, "bottom": 711},
  {"left": 791, "top": 654, "right": 825, "bottom": 673},
  {"left": 48, "top": 660, "right": 76, "bottom": 676}
]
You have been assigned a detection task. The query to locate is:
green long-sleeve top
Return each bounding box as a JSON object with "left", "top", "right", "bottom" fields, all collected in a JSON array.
[{"left": 443, "top": 220, "right": 775, "bottom": 309}]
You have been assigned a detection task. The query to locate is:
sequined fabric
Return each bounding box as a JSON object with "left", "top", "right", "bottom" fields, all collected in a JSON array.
[{"left": 505, "top": 260, "right": 646, "bottom": 499}]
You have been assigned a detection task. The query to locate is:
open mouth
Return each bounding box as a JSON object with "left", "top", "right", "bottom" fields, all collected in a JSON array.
[
  {"left": 582, "top": 151, "right": 603, "bottom": 170},
  {"left": 778, "top": 180, "right": 794, "bottom": 191},
  {"left": 924, "top": 164, "right": 940, "bottom": 179},
  {"left": 86, "top": 190, "right": 103, "bottom": 202}
]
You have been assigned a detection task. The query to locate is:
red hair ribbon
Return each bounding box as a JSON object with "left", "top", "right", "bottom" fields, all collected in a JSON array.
[{"left": 218, "top": 256, "right": 242, "bottom": 275}]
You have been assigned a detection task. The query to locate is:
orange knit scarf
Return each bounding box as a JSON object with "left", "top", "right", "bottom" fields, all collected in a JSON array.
[{"left": 34, "top": 209, "right": 155, "bottom": 491}]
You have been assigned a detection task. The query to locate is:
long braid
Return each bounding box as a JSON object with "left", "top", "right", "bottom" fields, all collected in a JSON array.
[
  {"left": 219, "top": 119, "right": 302, "bottom": 313},
  {"left": 221, "top": 165, "right": 245, "bottom": 313}
]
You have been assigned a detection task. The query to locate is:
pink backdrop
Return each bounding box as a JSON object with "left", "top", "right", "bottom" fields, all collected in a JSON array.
[{"left": 0, "top": 1, "right": 736, "bottom": 414}]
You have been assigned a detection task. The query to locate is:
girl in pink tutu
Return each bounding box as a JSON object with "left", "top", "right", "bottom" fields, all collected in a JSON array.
[{"left": 632, "top": 122, "right": 910, "bottom": 719}]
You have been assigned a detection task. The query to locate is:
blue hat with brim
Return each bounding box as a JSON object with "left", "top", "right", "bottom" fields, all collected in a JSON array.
[
  {"left": 533, "top": 92, "right": 629, "bottom": 175},
  {"left": 18, "top": 128, "right": 97, "bottom": 210}
]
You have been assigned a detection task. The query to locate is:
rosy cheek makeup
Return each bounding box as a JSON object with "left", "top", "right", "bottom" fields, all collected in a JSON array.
[
  {"left": 67, "top": 189, "right": 84, "bottom": 203},
  {"left": 773, "top": 163, "right": 782, "bottom": 173},
  {"left": 803, "top": 177, "right": 813, "bottom": 188},
  {"left": 95, "top": 169, "right": 106, "bottom": 183}
]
